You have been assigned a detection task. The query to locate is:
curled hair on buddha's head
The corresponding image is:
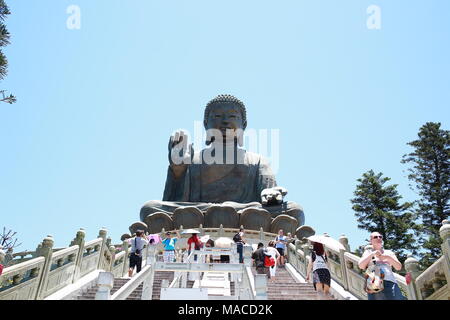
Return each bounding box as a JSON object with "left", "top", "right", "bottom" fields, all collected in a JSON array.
[{"left": 203, "top": 94, "right": 247, "bottom": 130}]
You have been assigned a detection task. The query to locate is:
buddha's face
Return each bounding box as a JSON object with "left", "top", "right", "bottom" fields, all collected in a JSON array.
[{"left": 205, "top": 102, "right": 245, "bottom": 143}]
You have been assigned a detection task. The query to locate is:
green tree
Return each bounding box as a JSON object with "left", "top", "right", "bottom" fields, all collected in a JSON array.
[
  {"left": 351, "top": 170, "right": 419, "bottom": 265},
  {"left": 402, "top": 122, "right": 450, "bottom": 268},
  {"left": 0, "top": 0, "right": 15, "bottom": 104}
]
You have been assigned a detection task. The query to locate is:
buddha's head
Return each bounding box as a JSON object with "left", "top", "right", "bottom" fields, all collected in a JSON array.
[{"left": 203, "top": 94, "right": 247, "bottom": 145}]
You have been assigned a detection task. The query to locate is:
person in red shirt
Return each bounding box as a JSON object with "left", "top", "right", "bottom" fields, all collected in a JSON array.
[{"left": 186, "top": 233, "right": 202, "bottom": 261}]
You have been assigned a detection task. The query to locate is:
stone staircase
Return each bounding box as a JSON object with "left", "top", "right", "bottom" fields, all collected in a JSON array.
[
  {"left": 76, "top": 271, "right": 175, "bottom": 300},
  {"left": 152, "top": 271, "right": 175, "bottom": 300},
  {"left": 254, "top": 266, "right": 335, "bottom": 300},
  {"left": 77, "top": 278, "right": 143, "bottom": 300},
  {"left": 76, "top": 265, "right": 333, "bottom": 300}
]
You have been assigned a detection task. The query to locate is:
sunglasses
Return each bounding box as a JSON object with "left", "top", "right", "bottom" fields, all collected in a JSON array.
[{"left": 372, "top": 235, "right": 383, "bottom": 239}]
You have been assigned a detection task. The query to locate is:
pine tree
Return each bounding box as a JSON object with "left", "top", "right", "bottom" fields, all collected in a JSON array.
[
  {"left": 0, "top": 0, "right": 15, "bottom": 104},
  {"left": 351, "top": 170, "right": 419, "bottom": 265},
  {"left": 402, "top": 122, "right": 450, "bottom": 268}
]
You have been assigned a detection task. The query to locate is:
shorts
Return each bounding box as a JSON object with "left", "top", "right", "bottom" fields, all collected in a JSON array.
[
  {"left": 276, "top": 248, "right": 285, "bottom": 256},
  {"left": 313, "top": 269, "right": 331, "bottom": 289},
  {"left": 129, "top": 253, "right": 143, "bottom": 272},
  {"left": 163, "top": 250, "right": 176, "bottom": 263}
]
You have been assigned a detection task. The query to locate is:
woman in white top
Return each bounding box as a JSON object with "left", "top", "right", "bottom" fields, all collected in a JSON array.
[
  {"left": 358, "top": 232, "right": 405, "bottom": 300},
  {"left": 306, "top": 242, "right": 331, "bottom": 295},
  {"left": 266, "top": 241, "right": 280, "bottom": 282}
]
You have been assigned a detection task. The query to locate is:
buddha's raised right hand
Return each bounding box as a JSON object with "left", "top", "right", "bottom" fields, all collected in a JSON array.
[{"left": 168, "top": 130, "right": 194, "bottom": 178}]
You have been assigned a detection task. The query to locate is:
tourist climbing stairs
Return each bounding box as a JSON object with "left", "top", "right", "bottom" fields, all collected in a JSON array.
[{"left": 253, "top": 265, "right": 335, "bottom": 300}]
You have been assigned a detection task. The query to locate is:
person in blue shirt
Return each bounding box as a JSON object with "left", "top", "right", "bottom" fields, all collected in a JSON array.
[
  {"left": 162, "top": 231, "right": 180, "bottom": 263},
  {"left": 275, "top": 229, "right": 287, "bottom": 267}
]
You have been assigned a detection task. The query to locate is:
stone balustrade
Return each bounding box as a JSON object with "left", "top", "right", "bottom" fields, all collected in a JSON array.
[
  {"left": 0, "top": 256, "right": 46, "bottom": 300},
  {"left": 413, "top": 256, "right": 448, "bottom": 299},
  {"left": 404, "top": 220, "right": 450, "bottom": 300},
  {"left": 0, "top": 228, "right": 116, "bottom": 300},
  {"left": 1, "top": 221, "right": 449, "bottom": 300},
  {"left": 286, "top": 221, "right": 450, "bottom": 300}
]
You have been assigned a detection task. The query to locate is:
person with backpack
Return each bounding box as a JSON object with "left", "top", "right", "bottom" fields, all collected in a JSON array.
[
  {"left": 128, "top": 230, "right": 149, "bottom": 277},
  {"left": 186, "top": 232, "right": 202, "bottom": 261},
  {"left": 251, "top": 242, "right": 269, "bottom": 277},
  {"left": 266, "top": 241, "right": 280, "bottom": 282},
  {"left": 306, "top": 242, "right": 331, "bottom": 296},
  {"left": 233, "top": 228, "right": 245, "bottom": 263},
  {"left": 358, "top": 232, "right": 405, "bottom": 300}
]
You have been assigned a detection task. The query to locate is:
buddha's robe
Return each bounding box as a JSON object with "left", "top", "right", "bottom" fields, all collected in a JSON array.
[{"left": 140, "top": 147, "right": 303, "bottom": 225}]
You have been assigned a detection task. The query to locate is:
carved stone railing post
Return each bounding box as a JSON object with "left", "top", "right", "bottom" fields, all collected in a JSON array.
[
  {"left": 338, "top": 234, "right": 350, "bottom": 290},
  {"left": 199, "top": 224, "right": 204, "bottom": 236},
  {"left": 243, "top": 245, "right": 252, "bottom": 267},
  {"left": 121, "top": 240, "right": 130, "bottom": 277},
  {"left": 71, "top": 228, "right": 86, "bottom": 283},
  {"left": 259, "top": 227, "right": 264, "bottom": 241},
  {"left": 97, "top": 227, "right": 108, "bottom": 270},
  {"left": 254, "top": 274, "right": 268, "bottom": 300},
  {"left": 0, "top": 246, "right": 5, "bottom": 265},
  {"left": 439, "top": 220, "right": 450, "bottom": 289},
  {"left": 36, "top": 235, "right": 54, "bottom": 300},
  {"left": 301, "top": 243, "right": 310, "bottom": 277},
  {"left": 146, "top": 244, "right": 156, "bottom": 266},
  {"left": 95, "top": 272, "right": 114, "bottom": 300},
  {"left": 404, "top": 254, "right": 420, "bottom": 300},
  {"left": 108, "top": 245, "right": 116, "bottom": 272},
  {"left": 291, "top": 240, "right": 302, "bottom": 271},
  {"left": 219, "top": 224, "right": 224, "bottom": 237},
  {"left": 141, "top": 265, "right": 155, "bottom": 300}
]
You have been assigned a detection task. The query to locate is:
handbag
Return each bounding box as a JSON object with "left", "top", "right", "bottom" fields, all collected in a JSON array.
[
  {"left": 134, "top": 238, "right": 141, "bottom": 255},
  {"left": 364, "top": 257, "right": 385, "bottom": 294}
]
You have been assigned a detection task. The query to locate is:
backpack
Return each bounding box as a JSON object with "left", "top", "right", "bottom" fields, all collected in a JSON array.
[
  {"left": 264, "top": 252, "right": 275, "bottom": 267},
  {"left": 233, "top": 233, "right": 242, "bottom": 243},
  {"left": 194, "top": 238, "right": 203, "bottom": 250},
  {"left": 311, "top": 251, "right": 328, "bottom": 263},
  {"left": 134, "top": 238, "right": 141, "bottom": 255}
]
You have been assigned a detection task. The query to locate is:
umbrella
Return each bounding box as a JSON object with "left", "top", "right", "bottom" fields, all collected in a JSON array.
[
  {"left": 181, "top": 229, "right": 200, "bottom": 234},
  {"left": 214, "top": 237, "right": 234, "bottom": 248},
  {"left": 307, "top": 234, "right": 346, "bottom": 251},
  {"left": 147, "top": 234, "right": 161, "bottom": 244},
  {"left": 200, "top": 235, "right": 210, "bottom": 243}
]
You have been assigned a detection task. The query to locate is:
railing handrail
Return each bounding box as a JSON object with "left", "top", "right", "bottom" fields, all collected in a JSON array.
[
  {"left": 111, "top": 264, "right": 153, "bottom": 300},
  {"left": 245, "top": 266, "right": 256, "bottom": 299},
  {"left": 415, "top": 256, "right": 445, "bottom": 284},
  {"left": 84, "top": 238, "right": 103, "bottom": 248},
  {"left": 1, "top": 256, "right": 45, "bottom": 274},
  {"left": 50, "top": 245, "right": 79, "bottom": 260}
]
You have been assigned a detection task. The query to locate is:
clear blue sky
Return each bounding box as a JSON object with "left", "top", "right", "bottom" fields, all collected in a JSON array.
[{"left": 1, "top": 0, "right": 449, "bottom": 252}]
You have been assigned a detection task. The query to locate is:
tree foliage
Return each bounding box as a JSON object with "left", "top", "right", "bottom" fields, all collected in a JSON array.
[
  {"left": 0, "top": 0, "right": 15, "bottom": 104},
  {"left": 0, "top": 227, "right": 21, "bottom": 251},
  {"left": 351, "top": 170, "right": 419, "bottom": 264},
  {"left": 402, "top": 122, "right": 450, "bottom": 267}
]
